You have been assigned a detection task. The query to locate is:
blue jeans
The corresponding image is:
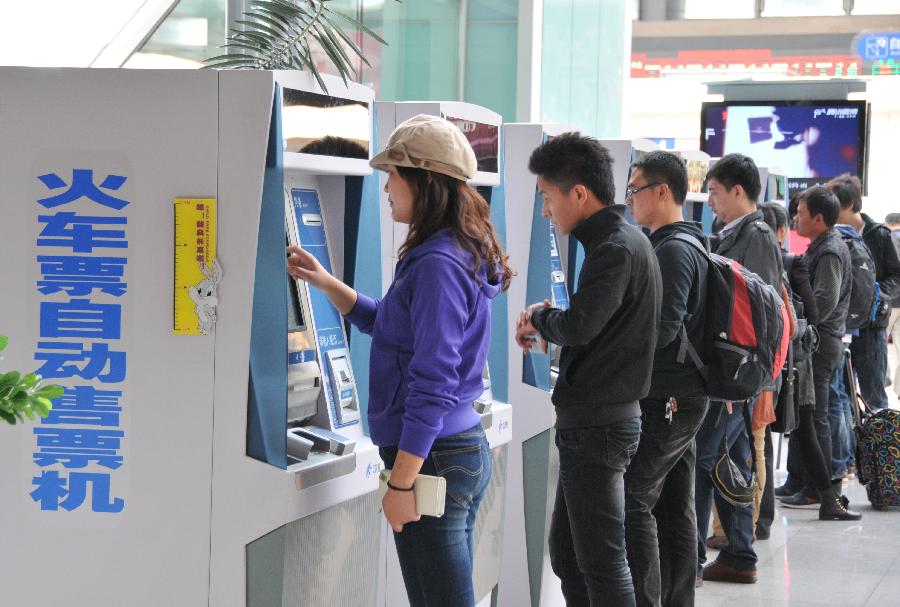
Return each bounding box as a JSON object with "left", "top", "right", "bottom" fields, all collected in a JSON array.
[
  {"left": 695, "top": 401, "right": 757, "bottom": 573},
  {"left": 851, "top": 326, "right": 889, "bottom": 410},
  {"left": 379, "top": 425, "right": 491, "bottom": 607},
  {"left": 550, "top": 417, "right": 641, "bottom": 607},
  {"left": 828, "top": 354, "right": 855, "bottom": 478}
]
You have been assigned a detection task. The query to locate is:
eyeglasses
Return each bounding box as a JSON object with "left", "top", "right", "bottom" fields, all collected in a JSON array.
[{"left": 624, "top": 182, "right": 661, "bottom": 201}]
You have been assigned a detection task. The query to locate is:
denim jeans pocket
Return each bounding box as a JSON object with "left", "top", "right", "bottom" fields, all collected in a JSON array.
[
  {"left": 555, "top": 428, "right": 582, "bottom": 449},
  {"left": 605, "top": 422, "right": 641, "bottom": 469},
  {"left": 431, "top": 444, "right": 485, "bottom": 509}
]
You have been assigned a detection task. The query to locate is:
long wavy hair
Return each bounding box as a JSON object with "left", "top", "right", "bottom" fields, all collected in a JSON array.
[{"left": 396, "top": 166, "right": 513, "bottom": 292}]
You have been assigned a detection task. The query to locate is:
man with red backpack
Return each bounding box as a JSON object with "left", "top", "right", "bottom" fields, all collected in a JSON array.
[{"left": 623, "top": 151, "right": 710, "bottom": 607}]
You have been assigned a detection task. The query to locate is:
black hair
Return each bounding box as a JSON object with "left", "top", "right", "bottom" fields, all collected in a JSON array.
[
  {"left": 826, "top": 173, "right": 863, "bottom": 213},
  {"left": 799, "top": 186, "right": 840, "bottom": 227},
  {"left": 788, "top": 196, "right": 799, "bottom": 220},
  {"left": 705, "top": 153, "right": 762, "bottom": 203},
  {"left": 630, "top": 150, "right": 688, "bottom": 205},
  {"left": 299, "top": 136, "right": 368, "bottom": 159},
  {"left": 528, "top": 132, "right": 615, "bottom": 206},
  {"left": 759, "top": 201, "right": 789, "bottom": 233},
  {"left": 885, "top": 213, "right": 900, "bottom": 226}
]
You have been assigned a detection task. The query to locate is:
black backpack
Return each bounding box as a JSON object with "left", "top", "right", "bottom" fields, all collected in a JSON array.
[{"left": 840, "top": 233, "right": 878, "bottom": 330}]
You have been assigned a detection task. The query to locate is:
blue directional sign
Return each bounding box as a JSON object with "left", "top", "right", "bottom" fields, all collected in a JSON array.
[{"left": 856, "top": 33, "right": 900, "bottom": 61}]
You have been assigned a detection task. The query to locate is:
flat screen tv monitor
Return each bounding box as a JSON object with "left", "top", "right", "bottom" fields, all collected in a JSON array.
[{"left": 700, "top": 100, "right": 869, "bottom": 194}]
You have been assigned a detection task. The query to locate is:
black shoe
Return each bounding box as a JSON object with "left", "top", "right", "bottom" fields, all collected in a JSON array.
[
  {"left": 779, "top": 490, "right": 820, "bottom": 509},
  {"left": 755, "top": 524, "right": 771, "bottom": 540},
  {"left": 774, "top": 483, "right": 799, "bottom": 498},
  {"left": 819, "top": 488, "right": 862, "bottom": 521}
]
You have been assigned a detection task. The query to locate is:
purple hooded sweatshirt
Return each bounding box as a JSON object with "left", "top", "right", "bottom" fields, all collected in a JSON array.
[{"left": 345, "top": 228, "right": 500, "bottom": 458}]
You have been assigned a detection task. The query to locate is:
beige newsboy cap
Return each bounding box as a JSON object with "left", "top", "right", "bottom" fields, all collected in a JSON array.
[{"left": 370, "top": 114, "right": 477, "bottom": 181}]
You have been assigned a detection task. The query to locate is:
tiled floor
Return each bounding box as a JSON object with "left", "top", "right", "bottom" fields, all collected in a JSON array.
[{"left": 696, "top": 433, "right": 900, "bottom": 607}]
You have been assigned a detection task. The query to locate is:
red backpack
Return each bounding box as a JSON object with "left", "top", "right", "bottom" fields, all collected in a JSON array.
[{"left": 658, "top": 233, "right": 791, "bottom": 402}]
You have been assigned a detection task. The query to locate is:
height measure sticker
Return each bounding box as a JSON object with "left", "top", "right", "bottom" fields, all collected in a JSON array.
[{"left": 173, "top": 198, "right": 221, "bottom": 335}]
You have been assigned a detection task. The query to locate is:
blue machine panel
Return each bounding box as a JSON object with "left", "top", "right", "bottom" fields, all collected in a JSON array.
[
  {"left": 523, "top": 185, "right": 551, "bottom": 391},
  {"left": 291, "top": 188, "right": 357, "bottom": 429},
  {"left": 549, "top": 226, "right": 570, "bottom": 310},
  {"left": 247, "top": 87, "right": 289, "bottom": 468}
]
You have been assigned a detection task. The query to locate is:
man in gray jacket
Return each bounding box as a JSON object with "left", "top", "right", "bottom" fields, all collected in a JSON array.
[{"left": 695, "top": 154, "right": 782, "bottom": 585}]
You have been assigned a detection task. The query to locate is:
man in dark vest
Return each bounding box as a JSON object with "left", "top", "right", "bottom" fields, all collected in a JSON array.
[{"left": 783, "top": 186, "right": 862, "bottom": 519}]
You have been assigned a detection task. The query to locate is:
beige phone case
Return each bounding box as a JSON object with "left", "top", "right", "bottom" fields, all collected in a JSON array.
[{"left": 378, "top": 469, "right": 446, "bottom": 518}]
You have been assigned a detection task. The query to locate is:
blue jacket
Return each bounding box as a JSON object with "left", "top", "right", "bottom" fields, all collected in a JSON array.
[{"left": 345, "top": 229, "right": 500, "bottom": 457}]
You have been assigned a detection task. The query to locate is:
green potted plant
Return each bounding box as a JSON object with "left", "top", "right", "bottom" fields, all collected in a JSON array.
[
  {"left": 0, "top": 335, "right": 62, "bottom": 425},
  {"left": 204, "top": 0, "right": 397, "bottom": 91}
]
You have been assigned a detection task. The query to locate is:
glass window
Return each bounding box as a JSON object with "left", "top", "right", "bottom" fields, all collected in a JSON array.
[
  {"left": 125, "top": 0, "right": 226, "bottom": 69},
  {"left": 761, "top": 0, "right": 844, "bottom": 17},
  {"left": 2, "top": 0, "right": 149, "bottom": 67},
  {"left": 361, "top": 0, "right": 461, "bottom": 102},
  {"left": 853, "top": 0, "right": 900, "bottom": 15},
  {"left": 684, "top": 0, "right": 756, "bottom": 19},
  {"left": 464, "top": 0, "right": 518, "bottom": 120}
]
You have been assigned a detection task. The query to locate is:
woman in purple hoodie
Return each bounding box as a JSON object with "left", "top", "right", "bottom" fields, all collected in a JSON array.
[{"left": 287, "top": 114, "right": 512, "bottom": 607}]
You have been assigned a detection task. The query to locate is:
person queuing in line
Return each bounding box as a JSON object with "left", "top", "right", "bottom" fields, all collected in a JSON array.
[
  {"left": 780, "top": 186, "right": 862, "bottom": 520},
  {"left": 515, "top": 133, "right": 662, "bottom": 607},
  {"left": 828, "top": 175, "right": 900, "bottom": 411},
  {"left": 765, "top": 200, "right": 859, "bottom": 520},
  {"left": 886, "top": 213, "right": 900, "bottom": 397},
  {"left": 623, "top": 150, "right": 710, "bottom": 607},
  {"left": 694, "top": 153, "right": 782, "bottom": 585},
  {"left": 288, "top": 115, "right": 513, "bottom": 607}
]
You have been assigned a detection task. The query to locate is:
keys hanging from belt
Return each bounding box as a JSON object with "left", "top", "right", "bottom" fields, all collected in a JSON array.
[{"left": 665, "top": 396, "right": 679, "bottom": 424}]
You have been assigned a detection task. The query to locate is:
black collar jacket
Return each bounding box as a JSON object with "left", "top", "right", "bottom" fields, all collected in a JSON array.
[{"left": 531, "top": 205, "right": 662, "bottom": 428}]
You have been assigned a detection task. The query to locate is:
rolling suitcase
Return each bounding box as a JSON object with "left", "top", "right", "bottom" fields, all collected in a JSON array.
[{"left": 847, "top": 349, "right": 900, "bottom": 509}]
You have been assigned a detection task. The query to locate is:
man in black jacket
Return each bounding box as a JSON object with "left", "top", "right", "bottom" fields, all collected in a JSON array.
[
  {"left": 623, "top": 151, "right": 709, "bottom": 607},
  {"left": 828, "top": 175, "right": 900, "bottom": 410},
  {"left": 694, "top": 154, "right": 781, "bottom": 585},
  {"left": 516, "top": 133, "right": 662, "bottom": 607}
]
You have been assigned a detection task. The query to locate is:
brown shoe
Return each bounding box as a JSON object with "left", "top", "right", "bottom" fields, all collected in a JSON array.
[
  {"left": 705, "top": 535, "right": 729, "bottom": 550},
  {"left": 702, "top": 560, "right": 757, "bottom": 584}
]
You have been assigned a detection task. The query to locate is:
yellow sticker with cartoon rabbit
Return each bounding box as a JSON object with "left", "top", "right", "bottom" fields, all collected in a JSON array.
[{"left": 174, "top": 198, "right": 220, "bottom": 335}]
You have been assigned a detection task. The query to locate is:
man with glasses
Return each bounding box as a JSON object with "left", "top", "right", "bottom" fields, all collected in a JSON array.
[
  {"left": 623, "top": 151, "right": 710, "bottom": 607},
  {"left": 694, "top": 154, "right": 783, "bottom": 585}
]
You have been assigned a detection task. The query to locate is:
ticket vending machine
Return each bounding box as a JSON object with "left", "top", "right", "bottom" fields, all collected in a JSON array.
[
  {"left": 0, "top": 68, "right": 382, "bottom": 607},
  {"left": 499, "top": 122, "right": 582, "bottom": 607},
  {"left": 233, "top": 71, "right": 385, "bottom": 607},
  {"left": 374, "top": 101, "right": 513, "bottom": 607}
]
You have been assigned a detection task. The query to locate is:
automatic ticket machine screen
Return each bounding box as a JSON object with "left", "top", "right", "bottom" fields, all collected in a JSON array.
[
  {"left": 445, "top": 115, "right": 499, "bottom": 173},
  {"left": 282, "top": 87, "right": 370, "bottom": 158}
]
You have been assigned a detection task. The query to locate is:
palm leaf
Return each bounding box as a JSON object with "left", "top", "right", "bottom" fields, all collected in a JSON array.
[{"left": 205, "top": 0, "right": 399, "bottom": 93}]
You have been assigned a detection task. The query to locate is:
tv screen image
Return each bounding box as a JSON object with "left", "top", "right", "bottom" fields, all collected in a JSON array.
[{"left": 701, "top": 101, "right": 867, "bottom": 190}]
